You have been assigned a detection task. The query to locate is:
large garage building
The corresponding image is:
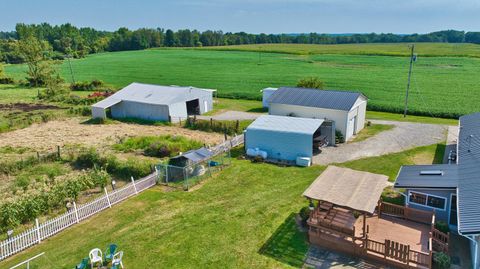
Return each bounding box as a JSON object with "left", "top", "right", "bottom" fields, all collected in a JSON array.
[
  {"left": 245, "top": 115, "right": 325, "bottom": 163},
  {"left": 268, "top": 87, "right": 367, "bottom": 141},
  {"left": 91, "top": 82, "right": 214, "bottom": 122}
]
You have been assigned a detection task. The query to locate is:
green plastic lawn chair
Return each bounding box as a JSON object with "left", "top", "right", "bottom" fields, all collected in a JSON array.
[
  {"left": 75, "top": 258, "right": 88, "bottom": 269},
  {"left": 104, "top": 243, "right": 118, "bottom": 262}
]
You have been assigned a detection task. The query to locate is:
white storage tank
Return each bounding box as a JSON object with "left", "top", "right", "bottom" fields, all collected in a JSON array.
[
  {"left": 262, "top": 87, "right": 278, "bottom": 108},
  {"left": 296, "top": 156, "right": 312, "bottom": 167}
]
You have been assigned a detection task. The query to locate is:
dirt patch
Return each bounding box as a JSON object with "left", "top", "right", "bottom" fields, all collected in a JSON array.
[
  {"left": 0, "top": 118, "right": 224, "bottom": 151},
  {"left": 0, "top": 103, "right": 63, "bottom": 112}
]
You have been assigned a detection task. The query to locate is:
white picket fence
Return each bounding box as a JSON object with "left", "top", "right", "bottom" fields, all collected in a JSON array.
[
  {"left": 209, "top": 134, "right": 244, "bottom": 155},
  {"left": 0, "top": 173, "right": 157, "bottom": 261}
]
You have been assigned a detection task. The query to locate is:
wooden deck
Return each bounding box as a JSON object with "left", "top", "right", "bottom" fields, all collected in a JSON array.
[
  {"left": 354, "top": 215, "right": 431, "bottom": 253},
  {"left": 306, "top": 201, "right": 443, "bottom": 269}
]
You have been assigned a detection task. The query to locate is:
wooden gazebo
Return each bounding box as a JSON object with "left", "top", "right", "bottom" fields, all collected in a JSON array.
[{"left": 302, "top": 166, "right": 442, "bottom": 269}]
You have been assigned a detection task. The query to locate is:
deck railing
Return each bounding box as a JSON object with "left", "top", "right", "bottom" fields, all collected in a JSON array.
[
  {"left": 378, "top": 201, "right": 433, "bottom": 225},
  {"left": 430, "top": 214, "right": 449, "bottom": 253},
  {"left": 0, "top": 173, "right": 157, "bottom": 261}
]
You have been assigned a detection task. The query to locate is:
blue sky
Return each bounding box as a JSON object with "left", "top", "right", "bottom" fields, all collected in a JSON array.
[{"left": 1, "top": 0, "right": 479, "bottom": 33}]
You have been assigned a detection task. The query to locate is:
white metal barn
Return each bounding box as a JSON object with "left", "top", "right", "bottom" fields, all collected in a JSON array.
[
  {"left": 268, "top": 87, "right": 367, "bottom": 141},
  {"left": 261, "top": 87, "right": 278, "bottom": 108},
  {"left": 91, "top": 82, "right": 214, "bottom": 122},
  {"left": 245, "top": 115, "right": 324, "bottom": 163}
]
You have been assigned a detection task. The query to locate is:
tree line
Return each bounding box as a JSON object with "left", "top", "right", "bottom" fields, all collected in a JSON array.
[{"left": 1, "top": 23, "right": 480, "bottom": 63}]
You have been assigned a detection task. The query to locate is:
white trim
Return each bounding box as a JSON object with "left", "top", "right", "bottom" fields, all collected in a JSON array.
[{"left": 407, "top": 190, "right": 447, "bottom": 211}]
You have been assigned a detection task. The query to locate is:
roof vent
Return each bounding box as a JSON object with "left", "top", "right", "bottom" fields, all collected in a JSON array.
[{"left": 419, "top": 170, "right": 444, "bottom": 176}]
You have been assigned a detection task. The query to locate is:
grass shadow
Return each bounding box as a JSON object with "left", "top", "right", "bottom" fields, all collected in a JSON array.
[
  {"left": 246, "top": 107, "right": 267, "bottom": 113},
  {"left": 259, "top": 213, "right": 308, "bottom": 268},
  {"left": 433, "top": 143, "right": 446, "bottom": 164}
]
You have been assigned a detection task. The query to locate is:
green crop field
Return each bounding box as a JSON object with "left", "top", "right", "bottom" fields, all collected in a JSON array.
[
  {"left": 5, "top": 43, "right": 480, "bottom": 118},
  {"left": 199, "top": 42, "right": 480, "bottom": 57}
]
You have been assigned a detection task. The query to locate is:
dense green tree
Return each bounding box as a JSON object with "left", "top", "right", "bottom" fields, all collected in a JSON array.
[
  {"left": 164, "top": 29, "right": 176, "bottom": 47},
  {"left": 297, "top": 77, "right": 325, "bottom": 89}
]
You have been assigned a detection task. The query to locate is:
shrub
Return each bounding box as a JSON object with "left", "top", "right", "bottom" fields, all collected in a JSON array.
[
  {"left": 184, "top": 118, "right": 251, "bottom": 136},
  {"left": 299, "top": 206, "right": 311, "bottom": 222},
  {"left": 68, "top": 106, "right": 91, "bottom": 116},
  {"left": 297, "top": 77, "right": 325, "bottom": 89},
  {"left": 433, "top": 252, "right": 451, "bottom": 269},
  {"left": 435, "top": 221, "right": 450, "bottom": 234},
  {"left": 335, "top": 130, "right": 345, "bottom": 144},
  {"left": 74, "top": 148, "right": 102, "bottom": 168},
  {"left": 0, "top": 77, "right": 14, "bottom": 84},
  {"left": 70, "top": 80, "right": 105, "bottom": 91}
]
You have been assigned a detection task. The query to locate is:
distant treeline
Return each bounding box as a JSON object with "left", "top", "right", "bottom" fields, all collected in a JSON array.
[{"left": 1, "top": 23, "right": 480, "bottom": 63}]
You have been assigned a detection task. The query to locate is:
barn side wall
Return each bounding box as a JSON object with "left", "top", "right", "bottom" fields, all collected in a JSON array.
[
  {"left": 269, "top": 103, "right": 349, "bottom": 139},
  {"left": 111, "top": 101, "right": 170, "bottom": 122},
  {"left": 245, "top": 129, "right": 313, "bottom": 161}
]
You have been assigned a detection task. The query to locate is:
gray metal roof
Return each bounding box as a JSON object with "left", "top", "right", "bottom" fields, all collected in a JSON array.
[
  {"left": 456, "top": 113, "right": 480, "bottom": 234},
  {"left": 268, "top": 87, "right": 366, "bottom": 111},
  {"left": 393, "top": 112, "right": 480, "bottom": 234},
  {"left": 172, "top": 147, "right": 213, "bottom": 164},
  {"left": 92, "top": 82, "right": 212, "bottom": 108},
  {"left": 394, "top": 164, "right": 459, "bottom": 189},
  {"left": 247, "top": 115, "right": 324, "bottom": 135}
]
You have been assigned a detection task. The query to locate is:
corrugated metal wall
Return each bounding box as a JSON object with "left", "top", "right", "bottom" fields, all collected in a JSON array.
[
  {"left": 245, "top": 129, "right": 313, "bottom": 161},
  {"left": 111, "top": 101, "right": 170, "bottom": 121}
]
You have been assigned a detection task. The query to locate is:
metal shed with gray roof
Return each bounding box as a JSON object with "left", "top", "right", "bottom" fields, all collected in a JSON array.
[
  {"left": 245, "top": 115, "right": 325, "bottom": 163},
  {"left": 91, "top": 82, "right": 214, "bottom": 122},
  {"left": 267, "top": 87, "right": 367, "bottom": 141}
]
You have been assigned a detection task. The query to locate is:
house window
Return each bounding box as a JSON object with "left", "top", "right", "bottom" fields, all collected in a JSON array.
[
  {"left": 427, "top": 196, "right": 446, "bottom": 209},
  {"left": 409, "top": 192, "right": 427, "bottom": 205},
  {"left": 409, "top": 191, "right": 446, "bottom": 210}
]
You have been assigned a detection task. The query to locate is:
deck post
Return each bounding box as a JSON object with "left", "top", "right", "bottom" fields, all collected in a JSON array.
[
  {"left": 362, "top": 213, "right": 367, "bottom": 238},
  {"left": 378, "top": 199, "right": 382, "bottom": 218}
]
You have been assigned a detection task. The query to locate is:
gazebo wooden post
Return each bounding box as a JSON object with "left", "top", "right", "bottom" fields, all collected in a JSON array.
[{"left": 362, "top": 213, "right": 367, "bottom": 238}]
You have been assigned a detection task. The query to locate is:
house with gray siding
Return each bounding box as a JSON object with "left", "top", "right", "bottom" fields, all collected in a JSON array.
[
  {"left": 91, "top": 82, "right": 214, "bottom": 122},
  {"left": 394, "top": 112, "right": 480, "bottom": 268},
  {"left": 267, "top": 87, "right": 367, "bottom": 141}
]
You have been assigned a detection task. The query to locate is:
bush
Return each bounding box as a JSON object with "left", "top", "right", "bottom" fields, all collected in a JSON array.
[
  {"left": 113, "top": 135, "right": 203, "bottom": 158},
  {"left": 299, "top": 206, "right": 311, "bottom": 222},
  {"left": 297, "top": 77, "right": 325, "bottom": 89},
  {"left": 184, "top": 118, "right": 251, "bottom": 136},
  {"left": 70, "top": 80, "right": 105, "bottom": 91},
  {"left": 68, "top": 106, "right": 91, "bottom": 116},
  {"left": 335, "top": 130, "right": 345, "bottom": 144},
  {"left": 0, "top": 77, "right": 14, "bottom": 84},
  {"left": 433, "top": 252, "right": 451, "bottom": 269},
  {"left": 435, "top": 221, "right": 450, "bottom": 234}
]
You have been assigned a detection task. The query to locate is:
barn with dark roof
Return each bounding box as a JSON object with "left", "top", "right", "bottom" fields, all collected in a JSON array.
[{"left": 267, "top": 87, "right": 368, "bottom": 141}]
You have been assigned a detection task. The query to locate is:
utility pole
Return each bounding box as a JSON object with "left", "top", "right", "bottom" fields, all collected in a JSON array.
[
  {"left": 403, "top": 44, "right": 415, "bottom": 117},
  {"left": 66, "top": 54, "right": 76, "bottom": 84}
]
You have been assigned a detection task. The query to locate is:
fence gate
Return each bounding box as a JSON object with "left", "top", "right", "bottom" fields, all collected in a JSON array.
[{"left": 384, "top": 239, "right": 409, "bottom": 263}]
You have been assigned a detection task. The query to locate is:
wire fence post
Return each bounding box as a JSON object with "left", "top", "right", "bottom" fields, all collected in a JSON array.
[
  {"left": 104, "top": 188, "right": 111, "bottom": 208},
  {"left": 131, "top": 176, "right": 138, "bottom": 194},
  {"left": 73, "top": 201, "right": 79, "bottom": 223},
  {"left": 35, "top": 219, "right": 41, "bottom": 243}
]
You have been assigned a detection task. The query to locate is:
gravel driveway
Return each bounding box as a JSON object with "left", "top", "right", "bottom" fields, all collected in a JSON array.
[{"left": 313, "top": 120, "right": 447, "bottom": 165}]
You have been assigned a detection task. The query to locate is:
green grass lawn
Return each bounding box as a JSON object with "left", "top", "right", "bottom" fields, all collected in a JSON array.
[
  {"left": 0, "top": 157, "right": 323, "bottom": 269},
  {"left": 349, "top": 123, "right": 395, "bottom": 143},
  {"left": 0, "top": 142, "right": 444, "bottom": 269},
  {"left": 199, "top": 43, "right": 480, "bottom": 57},
  {"left": 5, "top": 45, "right": 480, "bottom": 118}
]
